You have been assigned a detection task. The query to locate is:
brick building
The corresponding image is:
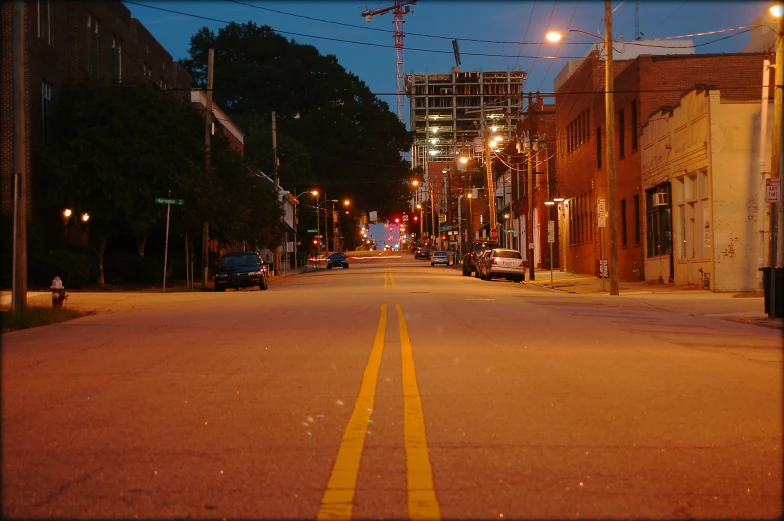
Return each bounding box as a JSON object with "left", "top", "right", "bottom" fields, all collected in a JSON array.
[
  {"left": 554, "top": 50, "right": 773, "bottom": 282},
  {"left": 0, "top": 0, "right": 191, "bottom": 243},
  {"left": 641, "top": 88, "right": 774, "bottom": 292}
]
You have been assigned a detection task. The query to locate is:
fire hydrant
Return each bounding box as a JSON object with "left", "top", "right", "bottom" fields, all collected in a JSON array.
[{"left": 51, "top": 276, "right": 68, "bottom": 308}]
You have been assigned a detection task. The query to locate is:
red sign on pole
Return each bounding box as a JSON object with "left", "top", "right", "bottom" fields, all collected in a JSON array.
[{"left": 490, "top": 227, "right": 499, "bottom": 241}]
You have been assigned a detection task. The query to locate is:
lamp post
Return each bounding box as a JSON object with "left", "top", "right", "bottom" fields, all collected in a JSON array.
[
  {"left": 547, "top": 0, "right": 620, "bottom": 295},
  {"left": 294, "top": 190, "right": 318, "bottom": 269}
]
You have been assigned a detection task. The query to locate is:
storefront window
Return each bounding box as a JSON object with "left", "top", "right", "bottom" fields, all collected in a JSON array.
[{"left": 646, "top": 184, "right": 672, "bottom": 257}]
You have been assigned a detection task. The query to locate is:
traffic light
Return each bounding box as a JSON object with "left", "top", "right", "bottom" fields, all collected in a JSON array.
[
  {"left": 413, "top": 216, "right": 418, "bottom": 221},
  {"left": 394, "top": 218, "right": 400, "bottom": 224}
]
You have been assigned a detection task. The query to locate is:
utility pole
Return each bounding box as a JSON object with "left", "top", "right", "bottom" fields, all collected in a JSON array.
[
  {"left": 527, "top": 93, "right": 536, "bottom": 282},
  {"left": 202, "top": 48, "right": 214, "bottom": 289},
  {"left": 484, "top": 123, "right": 497, "bottom": 233},
  {"left": 769, "top": 12, "right": 784, "bottom": 317},
  {"left": 12, "top": 0, "right": 27, "bottom": 313},
  {"left": 605, "top": 0, "right": 621, "bottom": 295},
  {"left": 272, "top": 111, "right": 281, "bottom": 275}
]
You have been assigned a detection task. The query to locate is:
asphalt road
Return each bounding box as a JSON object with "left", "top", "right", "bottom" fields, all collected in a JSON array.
[{"left": 2, "top": 252, "right": 782, "bottom": 519}]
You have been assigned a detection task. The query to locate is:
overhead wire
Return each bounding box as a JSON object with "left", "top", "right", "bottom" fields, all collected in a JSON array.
[
  {"left": 535, "top": 0, "right": 580, "bottom": 92},
  {"left": 513, "top": 0, "right": 537, "bottom": 71},
  {"left": 125, "top": 0, "right": 758, "bottom": 57},
  {"left": 525, "top": 1, "right": 559, "bottom": 81}
]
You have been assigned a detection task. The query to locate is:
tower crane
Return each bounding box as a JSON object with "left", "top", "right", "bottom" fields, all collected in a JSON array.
[{"left": 361, "top": 1, "right": 416, "bottom": 123}]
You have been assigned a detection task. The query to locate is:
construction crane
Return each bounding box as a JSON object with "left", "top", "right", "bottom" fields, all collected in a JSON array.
[{"left": 361, "top": 1, "right": 416, "bottom": 123}]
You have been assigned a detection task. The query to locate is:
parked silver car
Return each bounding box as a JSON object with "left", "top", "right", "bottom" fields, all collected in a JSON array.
[
  {"left": 479, "top": 248, "right": 525, "bottom": 282},
  {"left": 431, "top": 251, "right": 450, "bottom": 266}
]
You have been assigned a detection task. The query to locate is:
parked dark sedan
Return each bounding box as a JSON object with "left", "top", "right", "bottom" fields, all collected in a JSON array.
[
  {"left": 327, "top": 252, "right": 349, "bottom": 269},
  {"left": 214, "top": 251, "right": 269, "bottom": 291}
]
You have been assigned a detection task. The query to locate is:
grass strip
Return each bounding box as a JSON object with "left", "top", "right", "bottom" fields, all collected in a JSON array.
[{"left": 1, "top": 306, "right": 86, "bottom": 333}]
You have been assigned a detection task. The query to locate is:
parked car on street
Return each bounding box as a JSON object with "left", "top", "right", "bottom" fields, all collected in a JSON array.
[
  {"left": 463, "top": 240, "right": 499, "bottom": 276},
  {"left": 214, "top": 251, "right": 269, "bottom": 291},
  {"left": 431, "top": 251, "right": 450, "bottom": 266},
  {"left": 326, "top": 252, "right": 349, "bottom": 269},
  {"left": 414, "top": 248, "right": 430, "bottom": 260},
  {"left": 479, "top": 248, "right": 525, "bottom": 282}
]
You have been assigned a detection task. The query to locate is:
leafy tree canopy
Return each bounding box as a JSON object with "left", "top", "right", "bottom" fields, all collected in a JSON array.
[{"left": 180, "top": 22, "right": 413, "bottom": 220}]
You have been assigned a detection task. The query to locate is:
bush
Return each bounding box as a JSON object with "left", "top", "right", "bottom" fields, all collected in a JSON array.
[
  {"left": 29, "top": 249, "right": 94, "bottom": 288},
  {"left": 104, "top": 253, "right": 163, "bottom": 285}
]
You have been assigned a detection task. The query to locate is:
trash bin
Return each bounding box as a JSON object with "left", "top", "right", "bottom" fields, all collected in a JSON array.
[{"left": 759, "top": 267, "right": 784, "bottom": 318}]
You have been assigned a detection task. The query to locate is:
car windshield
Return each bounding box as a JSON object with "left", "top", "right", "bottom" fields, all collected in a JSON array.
[
  {"left": 218, "top": 253, "right": 261, "bottom": 268},
  {"left": 434, "top": 252, "right": 447, "bottom": 257},
  {"left": 493, "top": 250, "right": 522, "bottom": 259},
  {"left": 329, "top": 254, "right": 346, "bottom": 260}
]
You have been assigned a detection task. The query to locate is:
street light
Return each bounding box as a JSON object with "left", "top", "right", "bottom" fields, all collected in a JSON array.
[
  {"left": 293, "top": 190, "right": 318, "bottom": 268},
  {"left": 81, "top": 213, "right": 90, "bottom": 223},
  {"left": 547, "top": 0, "right": 620, "bottom": 295}
]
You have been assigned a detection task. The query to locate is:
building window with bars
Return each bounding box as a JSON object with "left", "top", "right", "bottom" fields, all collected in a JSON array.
[
  {"left": 631, "top": 100, "right": 638, "bottom": 152},
  {"left": 618, "top": 109, "right": 625, "bottom": 159},
  {"left": 596, "top": 126, "right": 602, "bottom": 169}
]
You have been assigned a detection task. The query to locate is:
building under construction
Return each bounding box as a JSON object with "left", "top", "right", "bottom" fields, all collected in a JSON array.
[{"left": 405, "top": 69, "right": 526, "bottom": 169}]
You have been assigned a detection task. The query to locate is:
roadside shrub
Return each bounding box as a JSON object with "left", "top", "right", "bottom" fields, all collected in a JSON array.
[
  {"left": 104, "top": 253, "right": 163, "bottom": 285},
  {"left": 30, "top": 249, "right": 93, "bottom": 288}
]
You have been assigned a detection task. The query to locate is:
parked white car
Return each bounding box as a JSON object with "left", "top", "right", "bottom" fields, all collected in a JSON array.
[{"left": 431, "top": 251, "right": 450, "bottom": 266}]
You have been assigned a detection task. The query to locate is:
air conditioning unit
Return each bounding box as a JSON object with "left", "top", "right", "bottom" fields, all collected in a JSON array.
[{"left": 652, "top": 192, "right": 669, "bottom": 207}]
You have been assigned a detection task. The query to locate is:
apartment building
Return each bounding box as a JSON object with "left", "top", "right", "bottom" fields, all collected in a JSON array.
[
  {"left": 405, "top": 68, "right": 526, "bottom": 171},
  {"left": 0, "top": 0, "right": 191, "bottom": 242}
]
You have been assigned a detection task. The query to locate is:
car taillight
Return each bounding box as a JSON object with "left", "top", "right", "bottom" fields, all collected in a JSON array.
[{"left": 471, "top": 253, "right": 475, "bottom": 259}]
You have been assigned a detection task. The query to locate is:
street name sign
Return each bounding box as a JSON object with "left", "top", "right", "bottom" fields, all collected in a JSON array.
[
  {"left": 766, "top": 178, "right": 781, "bottom": 203},
  {"left": 307, "top": 229, "right": 318, "bottom": 233},
  {"left": 155, "top": 197, "right": 184, "bottom": 206}
]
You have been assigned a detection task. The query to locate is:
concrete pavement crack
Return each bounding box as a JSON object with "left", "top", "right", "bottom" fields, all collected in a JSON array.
[{"left": 30, "top": 466, "right": 103, "bottom": 508}]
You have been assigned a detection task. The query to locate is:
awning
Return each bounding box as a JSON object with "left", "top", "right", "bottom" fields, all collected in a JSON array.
[{"left": 279, "top": 221, "right": 296, "bottom": 242}]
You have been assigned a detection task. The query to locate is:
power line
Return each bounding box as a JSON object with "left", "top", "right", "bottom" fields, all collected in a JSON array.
[
  {"left": 513, "top": 0, "right": 537, "bottom": 71},
  {"left": 536, "top": 0, "right": 581, "bottom": 92},
  {"left": 124, "top": 0, "right": 755, "bottom": 57}
]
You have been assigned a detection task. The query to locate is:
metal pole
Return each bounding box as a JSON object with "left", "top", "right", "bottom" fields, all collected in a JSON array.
[
  {"left": 272, "top": 111, "right": 281, "bottom": 275},
  {"left": 185, "top": 231, "right": 189, "bottom": 290},
  {"left": 528, "top": 148, "right": 535, "bottom": 282},
  {"left": 605, "top": 0, "right": 620, "bottom": 295},
  {"left": 202, "top": 48, "right": 214, "bottom": 289},
  {"left": 600, "top": 227, "right": 606, "bottom": 292},
  {"left": 430, "top": 186, "right": 436, "bottom": 246},
  {"left": 550, "top": 242, "right": 554, "bottom": 287},
  {"left": 163, "top": 192, "right": 171, "bottom": 293},
  {"left": 292, "top": 202, "right": 297, "bottom": 269},
  {"left": 11, "top": 0, "right": 27, "bottom": 314}
]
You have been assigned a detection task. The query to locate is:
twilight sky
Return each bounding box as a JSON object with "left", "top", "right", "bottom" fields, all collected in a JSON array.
[{"left": 128, "top": 1, "right": 773, "bottom": 109}]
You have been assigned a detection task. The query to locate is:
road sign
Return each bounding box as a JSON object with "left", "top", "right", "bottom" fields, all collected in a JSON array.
[
  {"left": 548, "top": 221, "right": 555, "bottom": 243},
  {"left": 490, "top": 228, "right": 499, "bottom": 241},
  {"left": 155, "top": 197, "right": 184, "bottom": 206},
  {"left": 766, "top": 178, "right": 781, "bottom": 203},
  {"left": 598, "top": 215, "right": 606, "bottom": 228},
  {"left": 597, "top": 197, "right": 606, "bottom": 215},
  {"left": 307, "top": 229, "right": 318, "bottom": 233},
  {"left": 598, "top": 259, "right": 608, "bottom": 279}
]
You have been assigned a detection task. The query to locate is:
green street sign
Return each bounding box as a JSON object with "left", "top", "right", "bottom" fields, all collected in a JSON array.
[
  {"left": 155, "top": 197, "right": 184, "bottom": 206},
  {"left": 307, "top": 229, "right": 318, "bottom": 233}
]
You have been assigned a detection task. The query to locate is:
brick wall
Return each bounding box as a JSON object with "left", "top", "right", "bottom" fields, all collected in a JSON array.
[{"left": 555, "top": 50, "right": 772, "bottom": 282}]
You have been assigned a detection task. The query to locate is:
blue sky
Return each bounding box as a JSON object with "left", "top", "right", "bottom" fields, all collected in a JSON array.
[
  {"left": 127, "top": 1, "right": 773, "bottom": 247},
  {"left": 129, "top": 1, "right": 771, "bottom": 106}
]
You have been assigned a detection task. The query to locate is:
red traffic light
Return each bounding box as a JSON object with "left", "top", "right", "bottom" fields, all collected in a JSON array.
[
  {"left": 413, "top": 216, "right": 418, "bottom": 221},
  {"left": 394, "top": 218, "right": 400, "bottom": 223}
]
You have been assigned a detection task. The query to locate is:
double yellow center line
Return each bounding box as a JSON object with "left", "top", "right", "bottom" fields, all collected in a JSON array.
[
  {"left": 317, "top": 304, "right": 440, "bottom": 521},
  {"left": 384, "top": 267, "right": 396, "bottom": 288}
]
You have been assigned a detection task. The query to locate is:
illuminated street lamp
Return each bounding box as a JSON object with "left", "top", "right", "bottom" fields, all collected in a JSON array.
[
  {"left": 293, "top": 190, "right": 318, "bottom": 269},
  {"left": 547, "top": 0, "right": 620, "bottom": 295},
  {"left": 81, "top": 213, "right": 90, "bottom": 223},
  {"left": 63, "top": 208, "right": 72, "bottom": 218}
]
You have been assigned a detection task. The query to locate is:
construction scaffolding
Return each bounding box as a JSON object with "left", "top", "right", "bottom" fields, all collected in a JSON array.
[{"left": 405, "top": 69, "right": 527, "bottom": 169}]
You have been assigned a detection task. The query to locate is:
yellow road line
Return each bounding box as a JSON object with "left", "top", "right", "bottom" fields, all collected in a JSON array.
[
  {"left": 396, "top": 304, "right": 441, "bottom": 521},
  {"left": 317, "top": 304, "right": 388, "bottom": 521}
]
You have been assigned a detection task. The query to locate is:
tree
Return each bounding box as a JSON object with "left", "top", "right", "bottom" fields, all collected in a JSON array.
[
  {"left": 41, "top": 81, "right": 205, "bottom": 282},
  {"left": 180, "top": 22, "right": 413, "bottom": 222}
]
